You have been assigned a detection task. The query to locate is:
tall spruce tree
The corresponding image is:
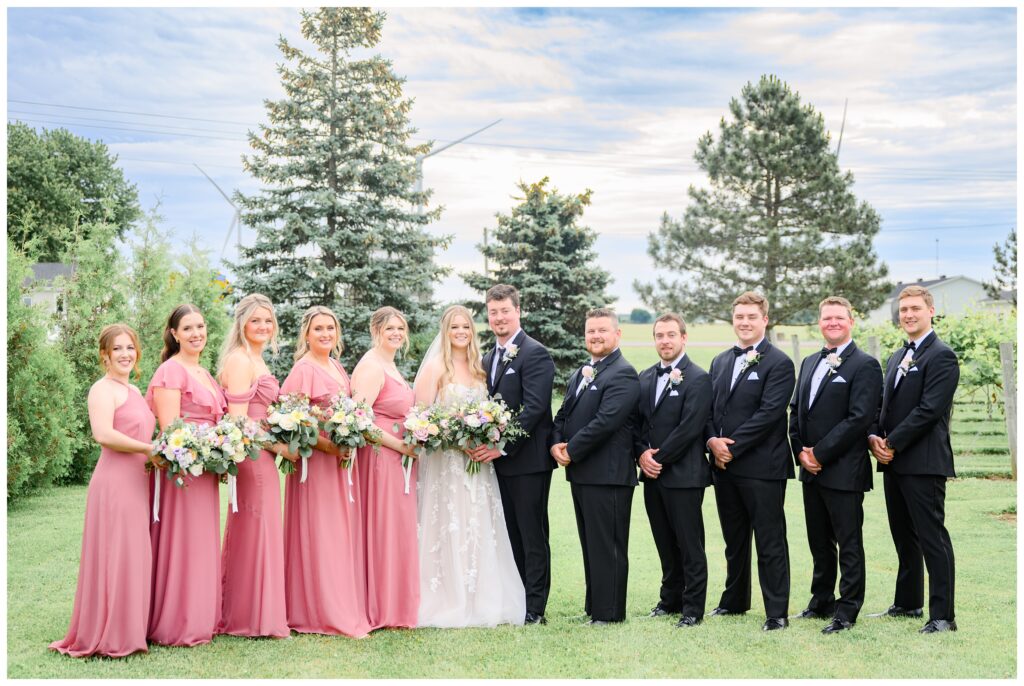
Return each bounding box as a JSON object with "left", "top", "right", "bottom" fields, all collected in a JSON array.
[
  {"left": 233, "top": 7, "right": 448, "bottom": 376},
  {"left": 635, "top": 75, "right": 890, "bottom": 326},
  {"left": 463, "top": 177, "right": 613, "bottom": 385}
]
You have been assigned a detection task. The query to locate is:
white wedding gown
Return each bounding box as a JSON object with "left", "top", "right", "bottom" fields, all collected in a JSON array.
[{"left": 416, "top": 382, "right": 526, "bottom": 628}]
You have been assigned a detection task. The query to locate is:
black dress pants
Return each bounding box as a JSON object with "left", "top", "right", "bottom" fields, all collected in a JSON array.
[
  {"left": 643, "top": 480, "right": 707, "bottom": 618},
  {"left": 496, "top": 470, "right": 553, "bottom": 616},
  {"left": 801, "top": 480, "right": 866, "bottom": 622},
  {"left": 712, "top": 470, "right": 790, "bottom": 618},
  {"left": 570, "top": 482, "right": 633, "bottom": 621}
]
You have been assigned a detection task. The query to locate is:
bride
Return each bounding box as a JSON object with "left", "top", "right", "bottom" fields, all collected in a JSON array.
[{"left": 414, "top": 305, "right": 526, "bottom": 628}]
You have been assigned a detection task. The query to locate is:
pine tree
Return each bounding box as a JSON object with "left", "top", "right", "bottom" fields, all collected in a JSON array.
[
  {"left": 232, "top": 7, "right": 449, "bottom": 376},
  {"left": 635, "top": 75, "right": 890, "bottom": 326},
  {"left": 984, "top": 228, "right": 1016, "bottom": 307},
  {"left": 463, "top": 177, "right": 614, "bottom": 385}
]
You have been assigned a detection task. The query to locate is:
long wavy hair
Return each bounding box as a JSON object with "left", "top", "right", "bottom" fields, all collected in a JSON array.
[
  {"left": 218, "top": 293, "right": 279, "bottom": 376},
  {"left": 293, "top": 305, "right": 344, "bottom": 362},
  {"left": 438, "top": 305, "right": 486, "bottom": 390},
  {"left": 160, "top": 304, "right": 203, "bottom": 363}
]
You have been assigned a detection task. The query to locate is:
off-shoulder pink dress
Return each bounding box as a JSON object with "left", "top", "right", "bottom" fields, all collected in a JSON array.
[
  {"left": 280, "top": 358, "right": 370, "bottom": 637},
  {"left": 145, "top": 358, "right": 227, "bottom": 647},
  {"left": 218, "top": 374, "right": 289, "bottom": 638},
  {"left": 50, "top": 380, "right": 156, "bottom": 657},
  {"left": 360, "top": 373, "right": 419, "bottom": 630}
]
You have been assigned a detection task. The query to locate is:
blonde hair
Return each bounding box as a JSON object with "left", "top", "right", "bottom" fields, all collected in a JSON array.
[
  {"left": 732, "top": 291, "right": 769, "bottom": 317},
  {"left": 819, "top": 295, "right": 854, "bottom": 319},
  {"left": 98, "top": 323, "right": 142, "bottom": 379},
  {"left": 218, "top": 293, "right": 279, "bottom": 376},
  {"left": 369, "top": 306, "right": 410, "bottom": 355},
  {"left": 897, "top": 285, "right": 934, "bottom": 308},
  {"left": 438, "top": 305, "right": 486, "bottom": 391},
  {"left": 294, "top": 305, "right": 344, "bottom": 362}
]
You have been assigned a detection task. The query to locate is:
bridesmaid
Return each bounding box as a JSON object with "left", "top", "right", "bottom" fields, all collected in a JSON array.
[
  {"left": 280, "top": 305, "right": 370, "bottom": 638},
  {"left": 217, "top": 294, "right": 289, "bottom": 638},
  {"left": 351, "top": 306, "right": 419, "bottom": 630},
  {"left": 50, "top": 324, "right": 156, "bottom": 658},
  {"left": 146, "top": 304, "right": 227, "bottom": 647}
]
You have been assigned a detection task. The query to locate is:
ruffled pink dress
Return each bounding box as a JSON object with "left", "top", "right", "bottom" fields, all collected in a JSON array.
[
  {"left": 360, "top": 373, "right": 419, "bottom": 630},
  {"left": 218, "top": 374, "right": 289, "bottom": 638},
  {"left": 281, "top": 358, "right": 370, "bottom": 637},
  {"left": 50, "top": 381, "right": 156, "bottom": 658},
  {"left": 145, "top": 358, "right": 227, "bottom": 647}
]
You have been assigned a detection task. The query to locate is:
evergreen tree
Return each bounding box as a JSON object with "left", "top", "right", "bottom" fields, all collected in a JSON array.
[
  {"left": 232, "top": 7, "right": 449, "bottom": 376},
  {"left": 463, "top": 177, "right": 614, "bottom": 385},
  {"left": 984, "top": 228, "right": 1016, "bottom": 307},
  {"left": 635, "top": 75, "right": 890, "bottom": 326}
]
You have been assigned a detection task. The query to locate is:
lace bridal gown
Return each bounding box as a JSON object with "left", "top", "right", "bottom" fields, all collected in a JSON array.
[{"left": 416, "top": 382, "right": 526, "bottom": 628}]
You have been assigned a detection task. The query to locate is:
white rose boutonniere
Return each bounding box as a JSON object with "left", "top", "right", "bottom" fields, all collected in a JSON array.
[
  {"left": 739, "top": 349, "right": 760, "bottom": 373},
  {"left": 502, "top": 343, "right": 519, "bottom": 363},
  {"left": 668, "top": 368, "right": 683, "bottom": 387},
  {"left": 580, "top": 364, "right": 596, "bottom": 388},
  {"left": 898, "top": 353, "right": 916, "bottom": 375},
  {"left": 825, "top": 352, "right": 842, "bottom": 376}
]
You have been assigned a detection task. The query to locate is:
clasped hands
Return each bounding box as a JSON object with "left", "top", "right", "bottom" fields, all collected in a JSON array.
[
  {"left": 465, "top": 444, "right": 502, "bottom": 464},
  {"left": 797, "top": 446, "right": 822, "bottom": 475},
  {"left": 638, "top": 448, "right": 661, "bottom": 479},
  {"left": 707, "top": 436, "right": 735, "bottom": 470},
  {"left": 868, "top": 435, "right": 895, "bottom": 464},
  {"left": 549, "top": 442, "right": 571, "bottom": 467}
]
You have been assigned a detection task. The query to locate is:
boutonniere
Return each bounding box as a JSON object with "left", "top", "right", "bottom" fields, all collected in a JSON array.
[
  {"left": 581, "top": 364, "right": 596, "bottom": 388},
  {"left": 668, "top": 368, "right": 684, "bottom": 387},
  {"left": 825, "top": 352, "right": 842, "bottom": 376},
  {"left": 502, "top": 343, "right": 519, "bottom": 363},
  {"left": 739, "top": 350, "right": 760, "bottom": 373},
  {"left": 898, "top": 353, "right": 916, "bottom": 375}
]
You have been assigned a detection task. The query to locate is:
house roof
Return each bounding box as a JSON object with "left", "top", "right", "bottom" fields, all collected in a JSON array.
[
  {"left": 24, "top": 262, "right": 75, "bottom": 286},
  {"left": 885, "top": 274, "right": 979, "bottom": 299}
]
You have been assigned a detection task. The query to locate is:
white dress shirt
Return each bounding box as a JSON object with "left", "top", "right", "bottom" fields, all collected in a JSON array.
[
  {"left": 654, "top": 352, "right": 686, "bottom": 405},
  {"left": 730, "top": 338, "right": 765, "bottom": 389},
  {"left": 894, "top": 329, "right": 932, "bottom": 388},
  {"left": 807, "top": 340, "right": 853, "bottom": 406},
  {"left": 574, "top": 349, "right": 617, "bottom": 397},
  {"left": 491, "top": 328, "right": 523, "bottom": 385}
]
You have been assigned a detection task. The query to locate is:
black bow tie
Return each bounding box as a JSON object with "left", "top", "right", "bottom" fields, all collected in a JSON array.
[
  {"left": 656, "top": 365, "right": 673, "bottom": 376},
  {"left": 732, "top": 345, "right": 753, "bottom": 356},
  {"left": 820, "top": 347, "right": 838, "bottom": 358},
  {"left": 903, "top": 341, "right": 917, "bottom": 351}
]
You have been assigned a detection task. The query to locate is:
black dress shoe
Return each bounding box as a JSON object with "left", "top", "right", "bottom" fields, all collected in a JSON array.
[
  {"left": 524, "top": 612, "right": 547, "bottom": 625},
  {"left": 762, "top": 617, "right": 789, "bottom": 631},
  {"left": 919, "top": 619, "right": 957, "bottom": 633},
  {"left": 792, "top": 607, "right": 833, "bottom": 620},
  {"left": 586, "top": 619, "right": 610, "bottom": 626},
  {"left": 821, "top": 618, "right": 854, "bottom": 634},
  {"left": 709, "top": 607, "right": 745, "bottom": 617},
  {"left": 675, "top": 616, "right": 701, "bottom": 628},
  {"left": 648, "top": 604, "right": 676, "bottom": 618},
  {"left": 867, "top": 605, "right": 923, "bottom": 618}
]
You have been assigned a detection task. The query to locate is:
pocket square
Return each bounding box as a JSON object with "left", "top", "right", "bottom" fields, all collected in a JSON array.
[
  {"left": 747, "top": 372, "right": 759, "bottom": 381},
  {"left": 831, "top": 375, "right": 847, "bottom": 383},
  {"left": 504, "top": 367, "right": 516, "bottom": 375},
  {"left": 908, "top": 367, "right": 920, "bottom": 373},
  {"left": 589, "top": 384, "right": 599, "bottom": 391},
  {"left": 669, "top": 390, "right": 679, "bottom": 396}
]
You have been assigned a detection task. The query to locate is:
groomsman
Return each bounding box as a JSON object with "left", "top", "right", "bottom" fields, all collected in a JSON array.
[
  {"left": 704, "top": 291, "right": 795, "bottom": 631},
  {"left": 788, "top": 296, "right": 882, "bottom": 634},
  {"left": 474, "top": 284, "right": 557, "bottom": 625},
  {"left": 552, "top": 307, "right": 640, "bottom": 625},
  {"left": 868, "top": 285, "right": 959, "bottom": 633},
  {"left": 634, "top": 313, "right": 713, "bottom": 628}
]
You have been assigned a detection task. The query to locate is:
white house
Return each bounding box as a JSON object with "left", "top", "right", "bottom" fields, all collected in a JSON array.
[
  {"left": 864, "top": 274, "right": 1014, "bottom": 324},
  {"left": 23, "top": 263, "right": 75, "bottom": 341}
]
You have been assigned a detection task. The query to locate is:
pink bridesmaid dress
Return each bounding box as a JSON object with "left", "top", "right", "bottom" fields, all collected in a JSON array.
[
  {"left": 218, "top": 374, "right": 289, "bottom": 638},
  {"left": 361, "top": 373, "right": 419, "bottom": 630},
  {"left": 145, "top": 358, "right": 227, "bottom": 647},
  {"left": 281, "top": 358, "right": 370, "bottom": 638},
  {"left": 50, "top": 381, "right": 156, "bottom": 658}
]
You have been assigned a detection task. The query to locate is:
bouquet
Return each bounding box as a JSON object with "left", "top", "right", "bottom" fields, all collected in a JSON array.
[
  {"left": 394, "top": 404, "right": 448, "bottom": 494},
  {"left": 151, "top": 417, "right": 211, "bottom": 488},
  {"left": 266, "top": 393, "right": 321, "bottom": 482},
  {"left": 323, "top": 395, "right": 383, "bottom": 470},
  {"left": 447, "top": 395, "right": 526, "bottom": 475},
  {"left": 206, "top": 416, "right": 272, "bottom": 512}
]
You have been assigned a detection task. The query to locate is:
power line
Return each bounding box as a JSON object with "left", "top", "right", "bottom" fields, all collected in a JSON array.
[
  {"left": 8, "top": 98, "right": 253, "bottom": 126},
  {"left": 8, "top": 109, "right": 247, "bottom": 136},
  {"left": 7, "top": 116, "right": 245, "bottom": 142}
]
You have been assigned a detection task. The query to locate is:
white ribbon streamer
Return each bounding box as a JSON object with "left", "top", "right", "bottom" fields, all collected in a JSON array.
[
  {"left": 345, "top": 463, "right": 355, "bottom": 503},
  {"left": 152, "top": 470, "right": 161, "bottom": 523},
  {"left": 402, "top": 460, "right": 412, "bottom": 495},
  {"left": 300, "top": 455, "right": 308, "bottom": 483},
  {"left": 228, "top": 473, "right": 238, "bottom": 513}
]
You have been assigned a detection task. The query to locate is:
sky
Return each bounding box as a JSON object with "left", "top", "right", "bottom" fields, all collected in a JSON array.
[{"left": 6, "top": 6, "right": 1017, "bottom": 312}]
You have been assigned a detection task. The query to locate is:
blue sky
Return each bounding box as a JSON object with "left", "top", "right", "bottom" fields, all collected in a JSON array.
[{"left": 6, "top": 7, "right": 1017, "bottom": 311}]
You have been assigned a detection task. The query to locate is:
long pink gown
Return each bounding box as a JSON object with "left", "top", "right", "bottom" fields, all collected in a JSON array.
[
  {"left": 281, "top": 358, "right": 370, "bottom": 637},
  {"left": 50, "top": 381, "right": 156, "bottom": 658},
  {"left": 360, "top": 373, "right": 419, "bottom": 630},
  {"left": 218, "top": 374, "right": 289, "bottom": 638},
  {"left": 146, "top": 358, "right": 227, "bottom": 647}
]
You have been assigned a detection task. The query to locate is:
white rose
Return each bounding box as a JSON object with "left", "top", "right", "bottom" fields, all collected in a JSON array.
[{"left": 188, "top": 463, "right": 204, "bottom": 476}]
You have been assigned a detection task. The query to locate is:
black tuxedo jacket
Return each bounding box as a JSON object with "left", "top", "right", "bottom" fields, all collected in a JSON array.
[
  {"left": 482, "top": 330, "right": 557, "bottom": 476},
  {"left": 552, "top": 348, "right": 640, "bottom": 487},
  {"left": 870, "top": 331, "right": 959, "bottom": 477},
  {"left": 703, "top": 338, "right": 795, "bottom": 481},
  {"left": 788, "top": 341, "right": 881, "bottom": 492},
  {"left": 633, "top": 355, "right": 713, "bottom": 489}
]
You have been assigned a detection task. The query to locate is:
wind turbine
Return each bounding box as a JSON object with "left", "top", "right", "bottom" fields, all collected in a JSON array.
[
  {"left": 835, "top": 98, "right": 848, "bottom": 160},
  {"left": 194, "top": 164, "right": 241, "bottom": 260},
  {"left": 414, "top": 119, "right": 502, "bottom": 215}
]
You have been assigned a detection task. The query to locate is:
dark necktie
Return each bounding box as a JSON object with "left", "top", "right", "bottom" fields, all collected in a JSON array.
[
  {"left": 732, "top": 345, "right": 753, "bottom": 356},
  {"left": 492, "top": 347, "right": 504, "bottom": 381}
]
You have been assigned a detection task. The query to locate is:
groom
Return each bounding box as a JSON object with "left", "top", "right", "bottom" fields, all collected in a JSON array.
[{"left": 474, "top": 284, "right": 557, "bottom": 625}]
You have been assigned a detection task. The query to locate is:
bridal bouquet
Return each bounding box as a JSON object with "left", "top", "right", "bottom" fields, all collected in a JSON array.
[
  {"left": 446, "top": 395, "right": 526, "bottom": 475},
  {"left": 151, "top": 417, "right": 213, "bottom": 488},
  {"left": 395, "top": 404, "right": 448, "bottom": 494},
  {"left": 323, "top": 394, "right": 382, "bottom": 470},
  {"left": 266, "top": 393, "right": 321, "bottom": 480}
]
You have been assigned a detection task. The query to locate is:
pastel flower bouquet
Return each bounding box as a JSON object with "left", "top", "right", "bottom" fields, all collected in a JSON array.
[
  {"left": 266, "top": 393, "right": 321, "bottom": 482},
  {"left": 446, "top": 395, "right": 526, "bottom": 475}
]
